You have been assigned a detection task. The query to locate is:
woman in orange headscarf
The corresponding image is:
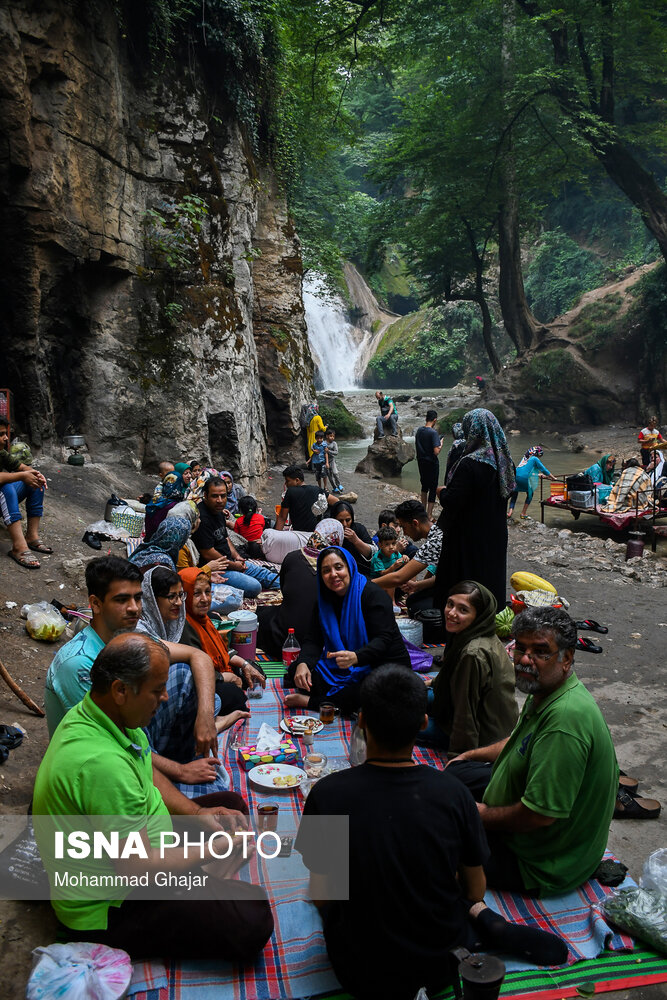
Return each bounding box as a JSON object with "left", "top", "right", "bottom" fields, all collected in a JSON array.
[{"left": 179, "top": 567, "right": 266, "bottom": 700}]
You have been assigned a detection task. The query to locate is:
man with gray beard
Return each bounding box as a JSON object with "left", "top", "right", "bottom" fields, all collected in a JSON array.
[{"left": 447, "top": 607, "right": 618, "bottom": 896}]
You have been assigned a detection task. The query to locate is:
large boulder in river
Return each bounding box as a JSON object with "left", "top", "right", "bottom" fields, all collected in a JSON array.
[{"left": 355, "top": 429, "right": 415, "bottom": 478}]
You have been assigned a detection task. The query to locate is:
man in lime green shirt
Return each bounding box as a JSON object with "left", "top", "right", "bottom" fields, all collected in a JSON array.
[
  {"left": 447, "top": 607, "right": 618, "bottom": 896},
  {"left": 33, "top": 631, "right": 273, "bottom": 960}
]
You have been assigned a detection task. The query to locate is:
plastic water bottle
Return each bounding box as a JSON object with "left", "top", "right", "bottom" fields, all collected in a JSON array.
[{"left": 282, "top": 628, "right": 301, "bottom": 669}]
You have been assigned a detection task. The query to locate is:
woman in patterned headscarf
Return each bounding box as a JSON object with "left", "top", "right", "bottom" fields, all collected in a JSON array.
[
  {"left": 256, "top": 518, "right": 345, "bottom": 660},
  {"left": 444, "top": 421, "right": 466, "bottom": 482},
  {"left": 128, "top": 516, "right": 191, "bottom": 572},
  {"left": 435, "top": 408, "right": 516, "bottom": 609}
]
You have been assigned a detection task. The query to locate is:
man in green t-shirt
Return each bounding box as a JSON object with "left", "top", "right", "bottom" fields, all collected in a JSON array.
[
  {"left": 34, "top": 631, "right": 273, "bottom": 960},
  {"left": 447, "top": 607, "right": 618, "bottom": 896}
]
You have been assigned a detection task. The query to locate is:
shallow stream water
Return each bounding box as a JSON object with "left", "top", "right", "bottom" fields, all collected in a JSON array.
[{"left": 333, "top": 387, "right": 599, "bottom": 529}]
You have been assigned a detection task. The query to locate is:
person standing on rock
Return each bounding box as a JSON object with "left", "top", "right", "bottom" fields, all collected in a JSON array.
[
  {"left": 375, "top": 391, "right": 398, "bottom": 437},
  {"left": 415, "top": 409, "right": 443, "bottom": 518}
]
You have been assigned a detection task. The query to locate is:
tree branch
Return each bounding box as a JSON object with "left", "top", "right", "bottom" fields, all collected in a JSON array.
[{"left": 575, "top": 23, "right": 598, "bottom": 113}]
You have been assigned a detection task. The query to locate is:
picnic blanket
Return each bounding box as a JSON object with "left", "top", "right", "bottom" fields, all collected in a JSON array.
[{"left": 128, "top": 679, "right": 639, "bottom": 1000}]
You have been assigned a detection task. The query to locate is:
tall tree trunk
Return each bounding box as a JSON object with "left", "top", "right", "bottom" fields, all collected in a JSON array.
[
  {"left": 497, "top": 175, "right": 542, "bottom": 354},
  {"left": 478, "top": 292, "right": 501, "bottom": 373},
  {"left": 458, "top": 219, "right": 502, "bottom": 372},
  {"left": 498, "top": 0, "right": 543, "bottom": 355}
]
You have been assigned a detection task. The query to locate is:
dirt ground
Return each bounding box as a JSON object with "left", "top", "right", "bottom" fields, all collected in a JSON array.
[{"left": 0, "top": 448, "right": 665, "bottom": 995}]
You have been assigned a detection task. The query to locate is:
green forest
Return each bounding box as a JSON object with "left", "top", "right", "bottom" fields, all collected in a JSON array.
[{"left": 130, "top": 0, "right": 667, "bottom": 390}]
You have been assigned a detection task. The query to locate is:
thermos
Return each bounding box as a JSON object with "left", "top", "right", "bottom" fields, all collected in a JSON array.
[{"left": 449, "top": 948, "right": 505, "bottom": 1000}]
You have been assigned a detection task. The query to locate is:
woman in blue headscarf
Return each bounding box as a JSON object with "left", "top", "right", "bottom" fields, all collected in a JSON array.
[
  {"left": 144, "top": 470, "right": 186, "bottom": 540},
  {"left": 284, "top": 546, "right": 410, "bottom": 715},
  {"left": 435, "top": 408, "right": 516, "bottom": 610}
]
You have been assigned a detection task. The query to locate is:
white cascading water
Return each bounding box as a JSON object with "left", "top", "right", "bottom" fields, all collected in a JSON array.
[{"left": 303, "top": 273, "right": 364, "bottom": 390}]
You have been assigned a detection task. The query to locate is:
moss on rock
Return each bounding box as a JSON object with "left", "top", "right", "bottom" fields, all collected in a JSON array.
[{"left": 318, "top": 397, "right": 363, "bottom": 438}]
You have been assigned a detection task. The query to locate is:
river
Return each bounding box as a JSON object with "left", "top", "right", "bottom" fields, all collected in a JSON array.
[{"left": 332, "top": 387, "right": 599, "bottom": 529}]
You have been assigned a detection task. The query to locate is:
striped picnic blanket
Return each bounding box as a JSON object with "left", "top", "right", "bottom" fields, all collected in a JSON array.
[{"left": 128, "top": 679, "right": 635, "bottom": 1000}]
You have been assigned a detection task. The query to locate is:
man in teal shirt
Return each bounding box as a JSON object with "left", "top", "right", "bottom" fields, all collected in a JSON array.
[
  {"left": 375, "top": 391, "right": 398, "bottom": 437},
  {"left": 34, "top": 631, "right": 273, "bottom": 959},
  {"left": 45, "top": 555, "right": 224, "bottom": 797},
  {"left": 448, "top": 607, "right": 618, "bottom": 896}
]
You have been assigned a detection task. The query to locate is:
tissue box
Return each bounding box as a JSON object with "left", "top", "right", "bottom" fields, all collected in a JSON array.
[{"left": 238, "top": 738, "right": 299, "bottom": 770}]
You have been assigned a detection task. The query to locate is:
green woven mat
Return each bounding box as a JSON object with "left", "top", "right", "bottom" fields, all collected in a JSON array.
[
  {"left": 314, "top": 949, "right": 667, "bottom": 1000},
  {"left": 259, "top": 660, "right": 286, "bottom": 678}
]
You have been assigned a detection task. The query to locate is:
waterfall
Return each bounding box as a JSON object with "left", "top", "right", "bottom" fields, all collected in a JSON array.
[
  {"left": 304, "top": 268, "right": 401, "bottom": 390},
  {"left": 303, "top": 273, "right": 362, "bottom": 390}
]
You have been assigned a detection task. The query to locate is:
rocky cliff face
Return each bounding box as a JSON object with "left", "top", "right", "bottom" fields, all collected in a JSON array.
[{"left": 0, "top": 0, "right": 314, "bottom": 483}]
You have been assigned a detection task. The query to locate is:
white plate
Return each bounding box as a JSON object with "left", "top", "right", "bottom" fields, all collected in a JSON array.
[
  {"left": 248, "top": 763, "right": 306, "bottom": 790},
  {"left": 280, "top": 715, "right": 324, "bottom": 736}
]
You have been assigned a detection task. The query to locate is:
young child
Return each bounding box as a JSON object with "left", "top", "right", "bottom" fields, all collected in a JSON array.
[
  {"left": 373, "top": 509, "right": 418, "bottom": 559},
  {"left": 371, "top": 526, "right": 409, "bottom": 607},
  {"left": 233, "top": 495, "right": 268, "bottom": 559},
  {"left": 325, "top": 427, "right": 343, "bottom": 493},
  {"left": 311, "top": 429, "right": 329, "bottom": 488}
]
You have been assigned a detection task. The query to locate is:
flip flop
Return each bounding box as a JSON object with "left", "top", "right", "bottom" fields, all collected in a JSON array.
[
  {"left": 27, "top": 540, "right": 53, "bottom": 554},
  {"left": 0, "top": 725, "right": 23, "bottom": 750},
  {"left": 576, "top": 635, "right": 603, "bottom": 653},
  {"left": 614, "top": 788, "right": 661, "bottom": 819},
  {"left": 7, "top": 550, "right": 40, "bottom": 569},
  {"left": 575, "top": 619, "right": 609, "bottom": 634},
  {"left": 619, "top": 772, "right": 639, "bottom": 796}
]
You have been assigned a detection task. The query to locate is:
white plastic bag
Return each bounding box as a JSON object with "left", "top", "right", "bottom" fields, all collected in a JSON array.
[
  {"left": 642, "top": 849, "right": 667, "bottom": 894},
  {"left": 27, "top": 942, "right": 132, "bottom": 1000},
  {"left": 211, "top": 584, "right": 243, "bottom": 611},
  {"left": 25, "top": 603, "right": 67, "bottom": 642},
  {"left": 311, "top": 492, "right": 329, "bottom": 517},
  {"left": 85, "top": 519, "right": 131, "bottom": 540}
]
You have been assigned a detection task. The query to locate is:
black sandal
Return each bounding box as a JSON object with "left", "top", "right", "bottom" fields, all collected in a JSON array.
[
  {"left": 619, "top": 771, "right": 639, "bottom": 796},
  {"left": 576, "top": 635, "right": 603, "bottom": 653},
  {"left": 0, "top": 725, "right": 23, "bottom": 750},
  {"left": 575, "top": 619, "right": 608, "bottom": 634},
  {"left": 614, "top": 788, "right": 661, "bottom": 819}
]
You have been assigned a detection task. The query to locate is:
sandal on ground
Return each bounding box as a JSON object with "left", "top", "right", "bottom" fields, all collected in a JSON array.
[
  {"left": 0, "top": 725, "right": 23, "bottom": 750},
  {"left": 27, "top": 540, "right": 53, "bottom": 554},
  {"left": 576, "top": 635, "right": 603, "bottom": 653},
  {"left": 619, "top": 770, "right": 639, "bottom": 796},
  {"left": 614, "top": 788, "right": 661, "bottom": 819},
  {"left": 575, "top": 619, "right": 609, "bottom": 634},
  {"left": 7, "top": 550, "right": 40, "bottom": 569}
]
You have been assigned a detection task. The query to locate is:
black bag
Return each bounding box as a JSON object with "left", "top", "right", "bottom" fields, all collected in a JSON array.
[{"left": 566, "top": 473, "right": 593, "bottom": 492}]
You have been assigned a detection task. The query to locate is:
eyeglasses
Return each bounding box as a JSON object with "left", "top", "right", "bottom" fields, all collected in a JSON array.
[
  {"left": 164, "top": 592, "right": 185, "bottom": 604},
  {"left": 513, "top": 646, "right": 558, "bottom": 663}
]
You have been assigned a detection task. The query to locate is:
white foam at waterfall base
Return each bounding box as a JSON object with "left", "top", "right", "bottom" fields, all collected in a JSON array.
[{"left": 303, "top": 273, "right": 363, "bottom": 390}]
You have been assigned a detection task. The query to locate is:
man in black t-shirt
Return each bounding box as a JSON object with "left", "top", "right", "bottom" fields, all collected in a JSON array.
[
  {"left": 296, "top": 665, "right": 567, "bottom": 1000},
  {"left": 274, "top": 465, "right": 332, "bottom": 533},
  {"left": 191, "top": 477, "right": 278, "bottom": 595},
  {"left": 414, "top": 409, "right": 443, "bottom": 518}
]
